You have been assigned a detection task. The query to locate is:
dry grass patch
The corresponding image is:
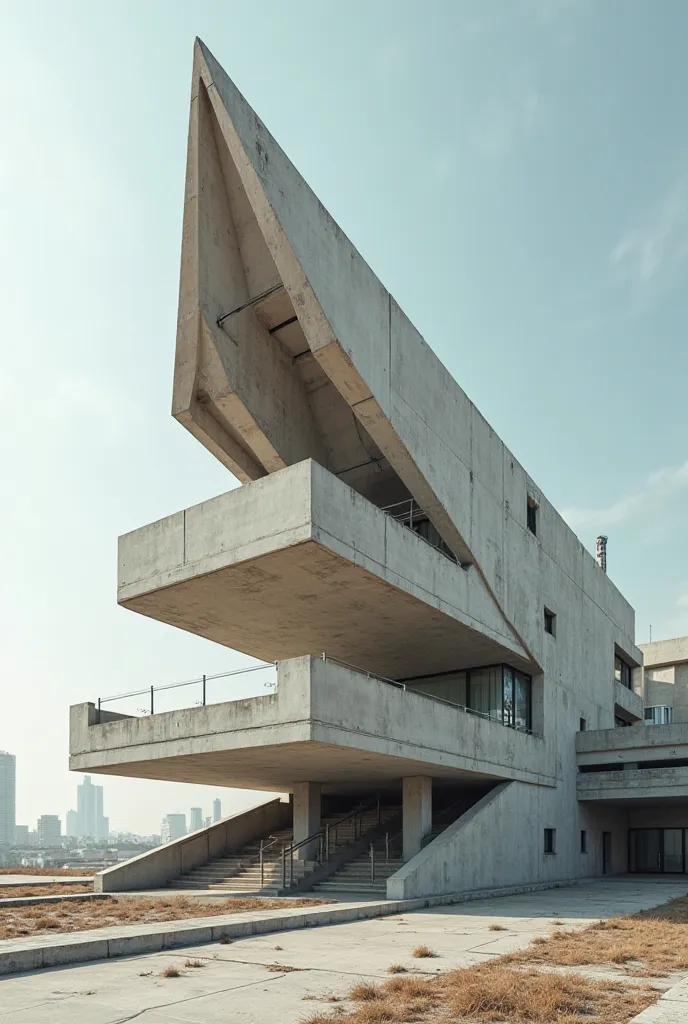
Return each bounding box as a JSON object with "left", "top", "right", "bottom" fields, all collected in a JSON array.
[
  {"left": 0, "top": 884, "right": 93, "bottom": 899},
  {"left": 0, "top": 894, "right": 328, "bottom": 941},
  {"left": 161, "top": 965, "right": 181, "bottom": 978},
  {"left": 304, "top": 963, "right": 656, "bottom": 1024},
  {"left": 488, "top": 924, "right": 507, "bottom": 931},
  {"left": 0, "top": 867, "right": 93, "bottom": 876},
  {"left": 506, "top": 894, "right": 688, "bottom": 976},
  {"left": 184, "top": 958, "right": 205, "bottom": 968},
  {"left": 386, "top": 964, "right": 407, "bottom": 974},
  {"left": 411, "top": 944, "right": 436, "bottom": 958}
]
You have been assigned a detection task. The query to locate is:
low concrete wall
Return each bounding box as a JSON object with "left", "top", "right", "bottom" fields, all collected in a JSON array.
[
  {"left": 95, "top": 798, "right": 290, "bottom": 893},
  {"left": 613, "top": 680, "right": 644, "bottom": 723},
  {"left": 577, "top": 722, "right": 688, "bottom": 765},
  {"left": 577, "top": 766, "right": 688, "bottom": 801}
]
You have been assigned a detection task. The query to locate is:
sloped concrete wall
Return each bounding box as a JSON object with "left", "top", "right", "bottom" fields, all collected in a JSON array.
[
  {"left": 387, "top": 782, "right": 628, "bottom": 900},
  {"left": 95, "top": 798, "right": 290, "bottom": 893}
]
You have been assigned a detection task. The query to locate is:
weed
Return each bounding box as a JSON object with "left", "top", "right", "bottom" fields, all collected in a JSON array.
[
  {"left": 161, "top": 966, "right": 181, "bottom": 978},
  {"left": 488, "top": 924, "right": 507, "bottom": 932},
  {"left": 386, "top": 964, "right": 407, "bottom": 974},
  {"left": 184, "top": 959, "right": 205, "bottom": 968},
  {"left": 411, "top": 945, "right": 436, "bottom": 958}
]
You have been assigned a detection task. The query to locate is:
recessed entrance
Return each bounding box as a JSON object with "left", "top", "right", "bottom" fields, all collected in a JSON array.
[{"left": 629, "top": 828, "right": 687, "bottom": 873}]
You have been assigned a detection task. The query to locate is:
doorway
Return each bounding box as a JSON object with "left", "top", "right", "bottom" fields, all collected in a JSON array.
[
  {"left": 602, "top": 832, "right": 612, "bottom": 875},
  {"left": 629, "top": 828, "right": 687, "bottom": 873}
]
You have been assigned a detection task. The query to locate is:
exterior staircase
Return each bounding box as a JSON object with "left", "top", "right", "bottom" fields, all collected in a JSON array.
[
  {"left": 168, "top": 802, "right": 398, "bottom": 894},
  {"left": 311, "top": 792, "right": 487, "bottom": 898}
]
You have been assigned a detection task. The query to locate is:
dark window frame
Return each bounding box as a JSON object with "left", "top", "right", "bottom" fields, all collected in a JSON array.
[
  {"left": 579, "top": 717, "right": 587, "bottom": 731},
  {"left": 580, "top": 830, "right": 587, "bottom": 854},
  {"left": 544, "top": 608, "right": 556, "bottom": 636},
  {"left": 544, "top": 828, "right": 556, "bottom": 854},
  {"left": 614, "top": 654, "right": 632, "bottom": 689},
  {"left": 527, "top": 497, "right": 538, "bottom": 536}
]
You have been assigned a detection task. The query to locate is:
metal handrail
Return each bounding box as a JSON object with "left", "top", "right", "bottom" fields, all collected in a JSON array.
[{"left": 96, "top": 662, "right": 275, "bottom": 719}]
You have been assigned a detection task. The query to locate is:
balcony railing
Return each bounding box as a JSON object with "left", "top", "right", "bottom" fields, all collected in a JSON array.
[
  {"left": 93, "top": 654, "right": 538, "bottom": 736},
  {"left": 380, "top": 498, "right": 459, "bottom": 564},
  {"left": 95, "top": 663, "right": 276, "bottom": 719}
]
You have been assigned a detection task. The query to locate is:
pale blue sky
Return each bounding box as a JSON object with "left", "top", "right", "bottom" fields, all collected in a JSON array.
[{"left": 1, "top": 0, "right": 687, "bottom": 833}]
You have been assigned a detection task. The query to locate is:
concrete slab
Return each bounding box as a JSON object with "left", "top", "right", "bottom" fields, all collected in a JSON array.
[{"left": 1, "top": 880, "right": 685, "bottom": 1023}]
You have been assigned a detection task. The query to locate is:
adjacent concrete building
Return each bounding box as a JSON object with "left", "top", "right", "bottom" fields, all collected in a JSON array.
[{"left": 69, "top": 40, "right": 688, "bottom": 896}]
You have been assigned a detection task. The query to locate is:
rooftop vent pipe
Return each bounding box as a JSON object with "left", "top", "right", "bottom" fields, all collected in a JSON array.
[{"left": 596, "top": 535, "right": 608, "bottom": 574}]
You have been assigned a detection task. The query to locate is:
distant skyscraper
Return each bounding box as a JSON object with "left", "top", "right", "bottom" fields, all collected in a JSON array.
[
  {"left": 37, "top": 815, "right": 61, "bottom": 847},
  {"left": 204, "top": 815, "right": 211, "bottom": 828},
  {"left": 0, "top": 751, "right": 16, "bottom": 849},
  {"left": 69, "top": 776, "right": 108, "bottom": 840},
  {"left": 189, "top": 807, "right": 203, "bottom": 831},
  {"left": 213, "top": 798, "right": 221, "bottom": 823},
  {"left": 161, "top": 814, "right": 186, "bottom": 843},
  {"left": 14, "top": 824, "right": 29, "bottom": 845}
]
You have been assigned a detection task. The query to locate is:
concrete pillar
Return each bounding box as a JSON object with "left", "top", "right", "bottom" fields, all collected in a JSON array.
[
  {"left": 402, "top": 776, "right": 432, "bottom": 861},
  {"left": 292, "top": 782, "right": 321, "bottom": 860}
]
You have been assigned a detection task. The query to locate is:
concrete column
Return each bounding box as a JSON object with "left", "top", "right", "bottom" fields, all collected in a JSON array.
[
  {"left": 292, "top": 782, "right": 321, "bottom": 860},
  {"left": 402, "top": 776, "right": 432, "bottom": 861}
]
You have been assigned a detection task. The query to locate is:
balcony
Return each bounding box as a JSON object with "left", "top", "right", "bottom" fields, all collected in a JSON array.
[
  {"left": 117, "top": 460, "right": 531, "bottom": 680},
  {"left": 70, "top": 656, "right": 551, "bottom": 792},
  {"left": 576, "top": 723, "right": 688, "bottom": 803}
]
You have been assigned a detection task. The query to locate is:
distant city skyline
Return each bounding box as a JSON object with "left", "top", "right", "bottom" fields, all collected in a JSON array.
[{"left": 67, "top": 776, "right": 109, "bottom": 840}]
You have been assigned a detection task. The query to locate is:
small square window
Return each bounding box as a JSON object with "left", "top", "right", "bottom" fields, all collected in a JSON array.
[
  {"left": 527, "top": 497, "right": 538, "bottom": 536},
  {"left": 544, "top": 608, "right": 556, "bottom": 636},
  {"left": 544, "top": 828, "right": 556, "bottom": 854},
  {"left": 579, "top": 717, "right": 587, "bottom": 732},
  {"left": 580, "top": 830, "right": 587, "bottom": 854}
]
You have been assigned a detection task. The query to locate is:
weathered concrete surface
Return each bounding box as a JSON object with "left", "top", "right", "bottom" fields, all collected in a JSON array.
[
  {"left": 94, "top": 798, "right": 289, "bottom": 893},
  {"left": 118, "top": 460, "right": 530, "bottom": 679},
  {"left": 70, "top": 657, "right": 553, "bottom": 790},
  {"left": 614, "top": 679, "right": 645, "bottom": 722},
  {"left": 578, "top": 766, "right": 688, "bottom": 801},
  {"left": 636, "top": 636, "right": 688, "bottom": 726},
  {"left": 577, "top": 723, "right": 688, "bottom": 765},
  {"left": 402, "top": 776, "right": 432, "bottom": 860},
  {"left": 1, "top": 880, "right": 684, "bottom": 1019}
]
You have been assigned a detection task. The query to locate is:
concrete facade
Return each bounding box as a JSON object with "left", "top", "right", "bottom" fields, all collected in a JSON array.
[
  {"left": 635, "top": 636, "right": 688, "bottom": 724},
  {"left": 69, "top": 40, "right": 688, "bottom": 897}
]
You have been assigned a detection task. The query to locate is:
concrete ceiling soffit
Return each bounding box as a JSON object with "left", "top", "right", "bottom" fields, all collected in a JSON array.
[
  {"left": 172, "top": 46, "right": 326, "bottom": 482},
  {"left": 194, "top": 40, "right": 535, "bottom": 667}
]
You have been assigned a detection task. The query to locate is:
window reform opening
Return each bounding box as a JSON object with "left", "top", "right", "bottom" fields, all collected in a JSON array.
[
  {"left": 614, "top": 654, "right": 632, "bottom": 689},
  {"left": 527, "top": 497, "right": 538, "bottom": 536},
  {"left": 645, "top": 706, "right": 673, "bottom": 725},
  {"left": 544, "top": 608, "right": 556, "bottom": 636},
  {"left": 544, "top": 828, "right": 556, "bottom": 854},
  {"left": 580, "top": 830, "right": 587, "bottom": 854},
  {"left": 579, "top": 717, "right": 587, "bottom": 731},
  {"left": 404, "top": 664, "right": 533, "bottom": 733}
]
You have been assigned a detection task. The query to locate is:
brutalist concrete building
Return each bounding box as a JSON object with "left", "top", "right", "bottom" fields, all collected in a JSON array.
[{"left": 70, "top": 41, "right": 684, "bottom": 897}]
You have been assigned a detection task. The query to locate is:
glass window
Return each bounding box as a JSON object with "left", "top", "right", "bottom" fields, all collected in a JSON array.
[
  {"left": 407, "top": 672, "right": 466, "bottom": 707},
  {"left": 645, "top": 706, "right": 673, "bottom": 725},
  {"left": 614, "top": 655, "right": 632, "bottom": 689},
  {"left": 503, "top": 668, "right": 514, "bottom": 727},
  {"left": 467, "top": 666, "right": 503, "bottom": 721},
  {"left": 514, "top": 671, "right": 531, "bottom": 731}
]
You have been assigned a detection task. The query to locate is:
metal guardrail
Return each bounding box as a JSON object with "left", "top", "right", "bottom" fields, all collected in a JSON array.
[
  {"left": 280, "top": 796, "right": 381, "bottom": 889},
  {"left": 94, "top": 655, "right": 537, "bottom": 737},
  {"left": 380, "top": 497, "right": 459, "bottom": 564},
  {"left": 96, "top": 663, "right": 276, "bottom": 720}
]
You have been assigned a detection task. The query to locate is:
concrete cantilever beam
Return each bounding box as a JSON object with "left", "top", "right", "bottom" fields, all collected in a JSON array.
[{"left": 173, "top": 38, "right": 545, "bottom": 665}]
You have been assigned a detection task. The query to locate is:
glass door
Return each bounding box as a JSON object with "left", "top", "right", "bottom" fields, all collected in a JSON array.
[
  {"left": 629, "top": 829, "right": 661, "bottom": 872},
  {"left": 663, "top": 830, "right": 684, "bottom": 873}
]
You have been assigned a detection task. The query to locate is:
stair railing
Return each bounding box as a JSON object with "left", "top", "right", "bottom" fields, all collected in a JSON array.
[
  {"left": 324, "top": 795, "right": 381, "bottom": 860},
  {"left": 259, "top": 834, "right": 287, "bottom": 889}
]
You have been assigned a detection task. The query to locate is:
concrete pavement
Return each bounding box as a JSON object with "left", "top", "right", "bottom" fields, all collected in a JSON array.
[{"left": 1, "top": 878, "right": 686, "bottom": 1023}]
